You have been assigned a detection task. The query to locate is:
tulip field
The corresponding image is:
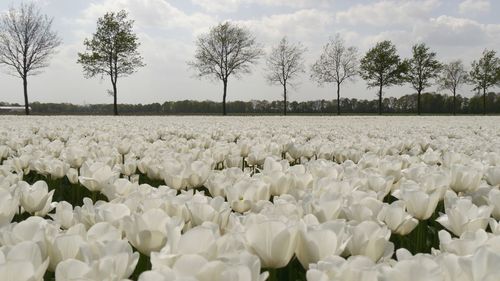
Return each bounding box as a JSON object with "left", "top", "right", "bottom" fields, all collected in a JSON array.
[{"left": 1, "top": 115, "right": 500, "bottom": 281}]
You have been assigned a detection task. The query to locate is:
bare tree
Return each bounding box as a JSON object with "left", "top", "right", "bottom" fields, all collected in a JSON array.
[
  {"left": 189, "top": 21, "right": 263, "bottom": 115},
  {"left": 0, "top": 2, "right": 61, "bottom": 115},
  {"left": 311, "top": 34, "right": 358, "bottom": 115},
  {"left": 265, "top": 37, "right": 306, "bottom": 115},
  {"left": 437, "top": 60, "right": 468, "bottom": 115},
  {"left": 77, "top": 10, "right": 144, "bottom": 116}
]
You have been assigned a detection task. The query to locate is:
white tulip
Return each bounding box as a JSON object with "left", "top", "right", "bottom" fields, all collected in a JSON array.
[
  {"left": 0, "top": 216, "right": 50, "bottom": 253},
  {"left": 295, "top": 217, "right": 350, "bottom": 269},
  {"left": 151, "top": 222, "right": 219, "bottom": 269},
  {"left": 188, "top": 160, "right": 210, "bottom": 188},
  {"left": 55, "top": 259, "right": 94, "bottom": 281},
  {"left": 124, "top": 208, "right": 183, "bottom": 256},
  {"left": 225, "top": 178, "right": 270, "bottom": 213},
  {"left": 377, "top": 201, "right": 418, "bottom": 236},
  {"left": 346, "top": 220, "right": 393, "bottom": 262},
  {"left": 0, "top": 241, "right": 49, "bottom": 281},
  {"left": 382, "top": 252, "right": 442, "bottom": 281},
  {"left": 94, "top": 202, "right": 131, "bottom": 228},
  {"left": 302, "top": 190, "right": 343, "bottom": 223},
  {"left": 307, "top": 255, "right": 385, "bottom": 281},
  {"left": 79, "top": 161, "right": 119, "bottom": 193},
  {"left": 102, "top": 178, "right": 138, "bottom": 200},
  {"left": 397, "top": 180, "right": 441, "bottom": 220},
  {"left": 162, "top": 160, "right": 190, "bottom": 190},
  {"left": 66, "top": 168, "right": 79, "bottom": 184},
  {"left": 186, "top": 194, "right": 231, "bottom": 229},
  {"left": 487, "top": 188, "right": 500, "bottom": 220},
  {"left": 0, "top": 189, "right": 19, "bottom": 227},
  {"left": 247, "top": 145, "right": 268, "bottom": 167},
  {"left": 18, "top": 181, "right": 54, "bottom": 216},
  {"left": 344, "top": 195, "right": 384, "bottom": 222},
  {"left": 117, "top": 139, "right": 131, "bottom": 155},
  {"left": 0, "top": 145, "right": 9, "bottom": 159},
  {"left": 437, "top": 192, "right": 492, "bottom": 236},
  {"left": 439, "top": 229, "right": 489, "bottom": 256},
  {"left": 458, "top": 246, "right": 500, "bottom": 281},
  {"left": 244, "top": 215, "right": 297, "bottom": 268},
  {"left": 450, "top": 164, "right": 482, "bottom": 193},
  {"left": 485, "top": 166, "right": 500, "bottom": 187},
  {"left": 63, "top": 146, "right": 87, "bottom": 168},
  {"left": 121, "top": 159, "right": 137, "bottom": 176},
  {"left": 46, "top": 228, "right": 87, "bottom": 271},
  {"left": 49, "top": 201, "right": 76, "bottom": 229}
]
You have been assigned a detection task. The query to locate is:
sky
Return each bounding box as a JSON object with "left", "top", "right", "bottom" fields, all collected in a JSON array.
[{"left": 0, "top": 0, "right": 499, "bottom": 105}]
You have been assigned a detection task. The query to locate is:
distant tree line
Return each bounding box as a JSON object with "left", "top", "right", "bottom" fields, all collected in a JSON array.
[
  {"left": 1, "top": 3, "right": 499, "bottom": 116},
  {"left": 1, "top": 92, "right": 498, "bottom": 115}
]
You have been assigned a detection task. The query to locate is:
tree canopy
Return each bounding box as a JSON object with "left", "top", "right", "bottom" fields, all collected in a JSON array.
[
  {"left": 469, "top": 49, "right": 500, "bottom": 115},
  {"left": 406, "top": 43, "right": 442, "bottom": 115},
  {"left": 77, "top": 10, "right": 144, "bottom": 115},
  {"left": 360, "top": 40, "right": 407, "bottom": 115}
]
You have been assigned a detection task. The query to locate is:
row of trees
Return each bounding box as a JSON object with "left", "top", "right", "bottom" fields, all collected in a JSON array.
[
  {"left": 195, "top": 26, "right": 499, "bottom": 116},
  {"left": 1, "top": 3, "right": 499, "bottom": 115},
  {"left": 2, "top": 92, "right": 499, "bottom": 115}
]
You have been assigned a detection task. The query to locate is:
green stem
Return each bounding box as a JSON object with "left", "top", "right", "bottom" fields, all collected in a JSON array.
[
  {"left": 416, "top": 219, "right": 428, "bottom": 254},
  {"left": 131, "top": 252, "right": 151, "bottom": 280},
  {"left": 266, "top": 267, "right": 290, "bottom": 281}
]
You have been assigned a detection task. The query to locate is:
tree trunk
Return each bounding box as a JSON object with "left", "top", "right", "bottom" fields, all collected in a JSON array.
[
  {"left": 283, "top": 83, "right": 287, "bottom": 116},
  {"left": 483, "top": 87, "right": 486, "bottom": 115},
  {"left": 113, "top": 82, "right": 118, "bottom": 116},
  {"left": 453, "top": 88, "right": 456, "bottom": 116},
  {"left": 378, "top": 84, "right": 383, "bottom": 115},
  {"left": 417, "top": 90, "right": 421, "bottom": 115},
  {"left": 337, "top": 82, "right": 341, "bottom": 116},
  {"left": 23, "top": 76, "right": 29, "bottom": 115},
  {"left": 222, "top": 80, "right": 227, "bottom": 116}
]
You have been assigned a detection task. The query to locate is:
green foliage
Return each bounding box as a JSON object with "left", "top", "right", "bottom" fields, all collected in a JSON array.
[
  {"left": 469, "top": 49, "right": 500, "bottom": 114},
  {"left": 360, "top": 40, "right": 407, "bottom": 114},
  {"left": 360, "top": 40, "right": 408, "bottom": 91},
  {"left": 5, "top": 92, "right": 500, "bottom": 115},
  {"left": 406, "top": 43, "right": 442, "bottom": 114},
  {"left": 469, "top": 49, "right": 500, "bottom": 92},
  {"left": 77, "top": 10, "right": 144, "bottom": 81},
  {"left": 406, "top": 43, "right": 442, "bottom": 94}
]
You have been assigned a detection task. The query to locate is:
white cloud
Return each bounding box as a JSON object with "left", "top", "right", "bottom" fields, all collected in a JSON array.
[
  {"left": 360, "top": 30, "right": 414, "bottom": 53},
  {"left": 415, "top": 15, "right": 490, "bottom": 47},
  {"left": 459, "top": 0, "right": 490, "bottom": 15},
  {"left": 78, "top": 0, "right": 214, "bottom": 33},
  {"left": 191, "top": 0, "right": 241, "bottom": 13},
  {"left": 191, "top": 0, "right": 330, "bottom": 13},
  {"left": 236, "top": 9, "right": 333, "bottom": 43},
  {"left": 336, "top": 0, "right": 440, "bottom": 27}
]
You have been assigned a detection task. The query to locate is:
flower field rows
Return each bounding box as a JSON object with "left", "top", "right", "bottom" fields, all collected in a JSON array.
[{"left": 0, "top": 116, "right": 499, "bottom": 281}]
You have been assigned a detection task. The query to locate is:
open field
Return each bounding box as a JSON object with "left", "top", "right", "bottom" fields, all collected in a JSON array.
[{"left": 0, "top": 116, "right": 500, "bottom": 280}]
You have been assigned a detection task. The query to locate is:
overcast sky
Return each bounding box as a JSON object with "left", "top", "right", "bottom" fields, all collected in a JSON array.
[{"left": 1, "top": 0, "right": 499, "bottom": 105}]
